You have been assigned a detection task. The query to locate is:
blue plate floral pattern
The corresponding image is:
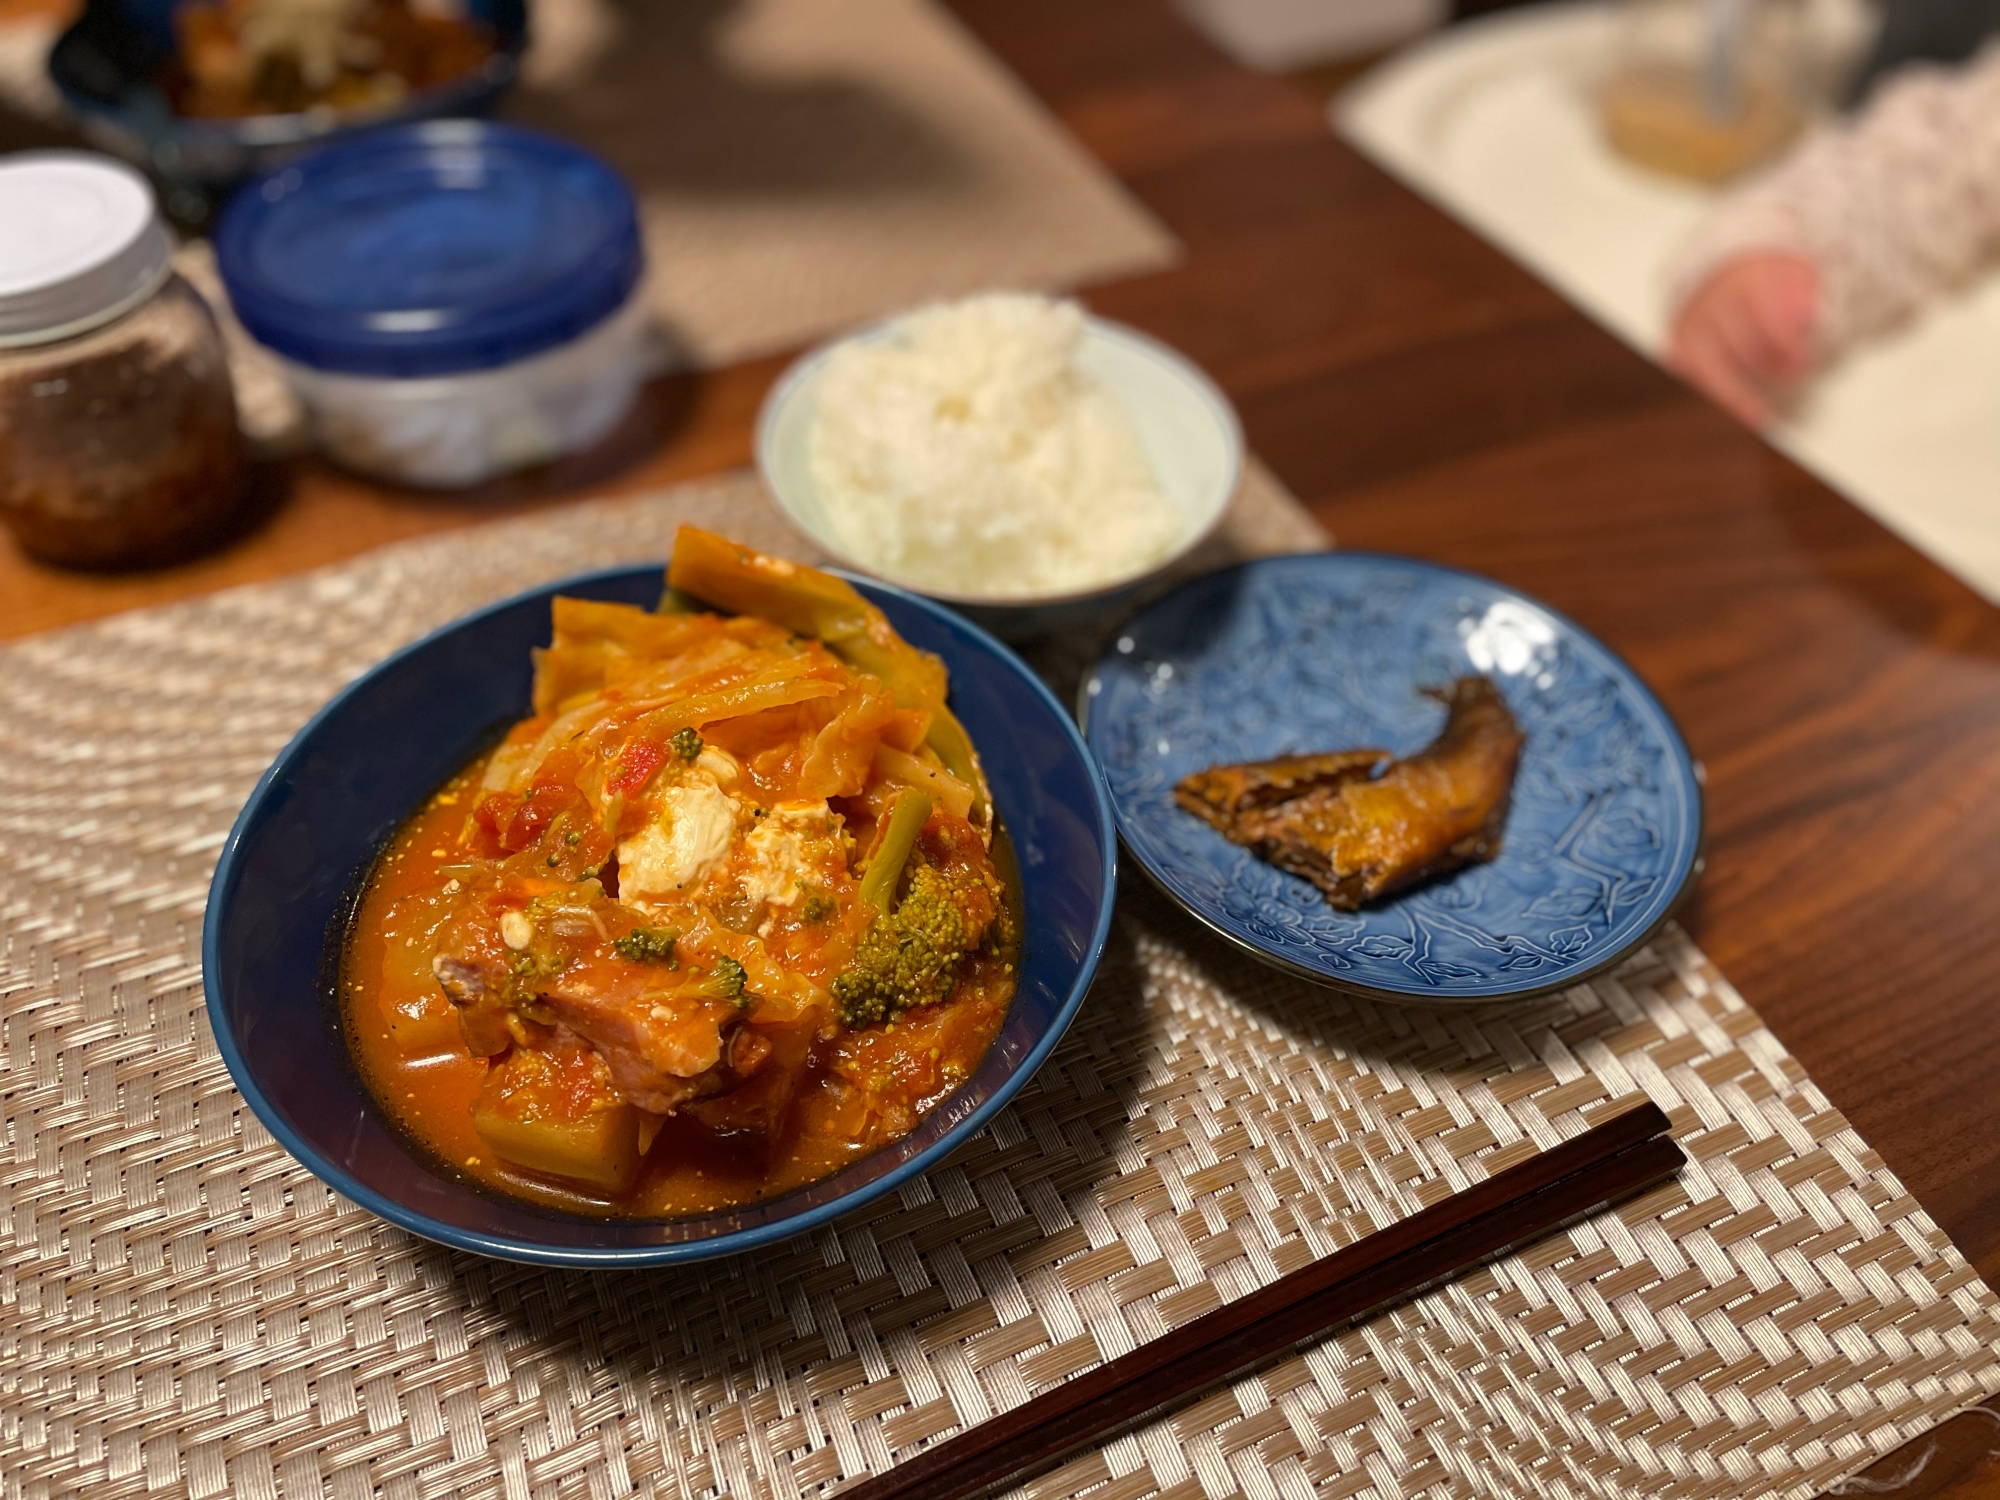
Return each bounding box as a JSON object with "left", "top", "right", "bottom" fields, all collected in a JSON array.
[{"left": 1081, "top": 554, "right": 1703, "bottom": 1002}]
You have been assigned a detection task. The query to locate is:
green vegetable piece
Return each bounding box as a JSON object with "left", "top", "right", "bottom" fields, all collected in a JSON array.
[
  {"left": 671, "top": 727, "right": 703, "bottom": 762},
  {"left": 801, "top": 893, "right": 835, "bottom": 924},
  {"left": 667, "top": 527, "right": 990, "bottom": 832},
  {"left": 914, "top": 717, "right": 982, "bottom": 827},
  {"left": 832, "top": 865, "right": 967, "bottom": 1027},
  {"left": 859, "top": 789, "right": 932, "bottom": 913},
  {"left": 471, "top": 1061, "right": 641, "bottom": 1193},
  {"left": 697, "top": 954, "right": 749, "bottom": 1005},
  {"left": 613, "top": 927, "right": 679, "bottom": 963}
]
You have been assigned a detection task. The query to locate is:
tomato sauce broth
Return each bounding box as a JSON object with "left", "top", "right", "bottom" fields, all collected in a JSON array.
[{"left": 341, "top": 748, "right": 1020, "bottom": 1219}]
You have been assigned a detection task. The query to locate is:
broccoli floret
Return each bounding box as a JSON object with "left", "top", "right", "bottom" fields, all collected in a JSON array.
[
  {"left": 692, "top": 954, "right": 748, "bottom": 1005},
  {"left": 832, "top": 864, "right": 970, "bottom": 1028},
  {"left": 671, "top": 727, "right": 703, "bottom": 762},
  {"left": 612, "top": 926, "right": 678, "bottom": 963}
]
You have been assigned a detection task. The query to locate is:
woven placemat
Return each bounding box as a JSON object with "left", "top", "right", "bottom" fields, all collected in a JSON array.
[
  {"left": 0, "top": 0, "right": 1179, "bottom": 383},
  {"left": 507, "top": 0, "right": 1179, "bottom": 371},
  {"left": 4, "top": 469, "right": 1999, "bottom": 1500}
]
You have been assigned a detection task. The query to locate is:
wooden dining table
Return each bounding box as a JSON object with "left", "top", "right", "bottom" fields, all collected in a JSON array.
[{"left": 5, "top": 0, "right": 1997, "bottom": 1492}]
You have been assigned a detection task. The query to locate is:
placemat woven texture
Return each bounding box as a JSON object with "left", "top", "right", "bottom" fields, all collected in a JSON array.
[{"left": 4, "top": 471, "right": 1999, "bottom": 1500}]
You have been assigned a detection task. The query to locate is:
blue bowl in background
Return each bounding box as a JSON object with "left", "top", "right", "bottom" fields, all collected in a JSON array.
[
  {"left": 203, "top": 566, "right": 1118, "bottom": 1267},
  {"left": 49, "top": 0, "right": 527, "bottom": 195}
]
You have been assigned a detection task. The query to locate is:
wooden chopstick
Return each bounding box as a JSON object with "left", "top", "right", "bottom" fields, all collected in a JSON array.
[{"left": 841, "top": 1099, "right": 1682, "bottom": 1500}]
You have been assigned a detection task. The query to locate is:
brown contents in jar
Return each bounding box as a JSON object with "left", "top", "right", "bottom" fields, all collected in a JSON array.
[{"left": 0, "top": 275, "right": 245, "bottom": 570}]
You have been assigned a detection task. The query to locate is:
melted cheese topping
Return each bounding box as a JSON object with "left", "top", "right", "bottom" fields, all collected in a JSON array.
[
  {"left": 695, "top": 745, "right": 742, "bottom": 787},
  {"left": 617, "top": 776, "right": 740, "bottom": 910}
]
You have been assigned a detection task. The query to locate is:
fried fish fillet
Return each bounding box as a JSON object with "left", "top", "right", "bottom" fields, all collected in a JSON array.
[
  {"left": 1174, "top": 748, "right": 1389, "bottom": 831},
  {"left": 1181, "top": 677, "right": 1523, "bottom": 910}
]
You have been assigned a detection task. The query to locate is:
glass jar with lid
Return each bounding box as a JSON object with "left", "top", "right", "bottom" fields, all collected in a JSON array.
[{"left": 0, "top": 153, "right": 243, "bottom": 569}]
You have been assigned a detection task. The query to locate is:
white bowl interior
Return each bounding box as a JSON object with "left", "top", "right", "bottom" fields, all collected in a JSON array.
[{"left": 757, "top": 316, "right": 1242, "bottom": 605}]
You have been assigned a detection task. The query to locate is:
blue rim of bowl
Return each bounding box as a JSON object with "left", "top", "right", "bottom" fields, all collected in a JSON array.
[
  {"left": 1078, "top": 551, "right": 1706, "bottom": 1007},
  {"left": 53, "top": 54, "right": 520, "bottom": 149},
  {"left": 202, "top": 565, "right": 1120, "bottom": 1266},
  {"left": 753, "top": 312, "right": 1244, "bottom": 610}
]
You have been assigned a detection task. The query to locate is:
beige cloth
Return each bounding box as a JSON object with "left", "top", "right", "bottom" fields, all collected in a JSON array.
[
  {"left": 3, "top": 469, "right": 1999, "bottom": 1500},
  {"left": 506, "top": 0, "right": 1180, "bottom": 370},
  {"left": 1669, "top": 42, "right": 2000, "bottom": 354}
]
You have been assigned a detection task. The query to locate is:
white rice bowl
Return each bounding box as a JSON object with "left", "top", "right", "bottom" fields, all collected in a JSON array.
[{"left": 804, "top": 294, "right": 1188, "bottom": 600}]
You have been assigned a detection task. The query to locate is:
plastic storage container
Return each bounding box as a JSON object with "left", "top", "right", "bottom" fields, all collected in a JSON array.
[
  {"left": 0, "top": 152, "right": 243, "bottom": 568},
  {"left": 214, "top": 120, "right": 649, "bottom": 488}
]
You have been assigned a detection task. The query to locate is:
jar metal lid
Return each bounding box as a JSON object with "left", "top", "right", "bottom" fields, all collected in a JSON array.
[
  {"left": 213, "top": 120, "right": 644, "bottom": 379},
  {"left": 0, "top": 152, "right": 173, "bottom": 348}
]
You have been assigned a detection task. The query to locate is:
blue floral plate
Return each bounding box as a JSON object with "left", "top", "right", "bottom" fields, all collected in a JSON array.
[{"left": 1080, "top": 553, "right": 1703, "bottom": 1003}]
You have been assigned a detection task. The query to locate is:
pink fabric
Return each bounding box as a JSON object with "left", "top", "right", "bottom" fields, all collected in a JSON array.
[{"left": 1669, "top": 42, "right": 2000, "bottom": 353}]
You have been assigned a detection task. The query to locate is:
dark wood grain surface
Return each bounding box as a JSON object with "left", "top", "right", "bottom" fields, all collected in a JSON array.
[
  {"left": 5, "top": 0, "right": 1998, "bottom": 1490},
  {"left": 990, "top": 0, "right": 2000, "bottom": 1291}
]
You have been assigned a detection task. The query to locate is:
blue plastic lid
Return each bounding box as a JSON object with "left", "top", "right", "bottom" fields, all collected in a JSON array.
[{"left": 214, "top": 121, "right": 643, "bottom": 378}]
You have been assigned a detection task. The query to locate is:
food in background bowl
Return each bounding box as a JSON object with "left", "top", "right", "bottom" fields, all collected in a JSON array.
[
  {"left": 169, "top": 0, "right": 496, "bottom": 119},
  {"left": 342, "top": 529, "right": 1024, "bottom": 1215},
  {"left": 47, "top": 0, "right": 525, "bottom": 194}
]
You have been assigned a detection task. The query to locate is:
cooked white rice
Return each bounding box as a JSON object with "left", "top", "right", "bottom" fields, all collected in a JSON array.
[{"left": 807, "top": 293, "right": 1183, "bottom": 598}]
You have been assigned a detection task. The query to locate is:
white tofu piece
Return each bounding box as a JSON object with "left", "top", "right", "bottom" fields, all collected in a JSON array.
[
  {"left": 617, "top": 776, "right": 740, "bottom": 909},
  {"left": 736, "top": 801, "right": 836, "bottom": 910}
]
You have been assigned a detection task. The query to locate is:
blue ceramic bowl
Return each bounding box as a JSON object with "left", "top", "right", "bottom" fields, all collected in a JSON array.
[
  {"left": 204, "top": 566, "right": 1117, "bottom": 1267},
  {"left": 49, "top": 0, "right": 526, "bottom": 195}
]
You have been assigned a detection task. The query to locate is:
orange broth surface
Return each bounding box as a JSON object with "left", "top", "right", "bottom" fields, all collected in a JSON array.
[{"left": 342, "top": 746, "right": 1021, "bottom": 1218}]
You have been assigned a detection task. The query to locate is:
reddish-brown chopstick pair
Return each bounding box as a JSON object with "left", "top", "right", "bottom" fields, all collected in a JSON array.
[{"left": 842, "top": 1099, "right": 1683, "bottom": 1500}]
